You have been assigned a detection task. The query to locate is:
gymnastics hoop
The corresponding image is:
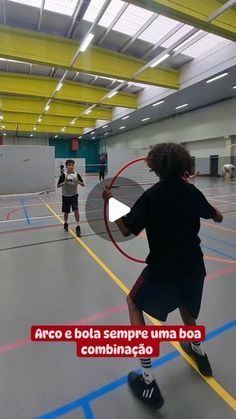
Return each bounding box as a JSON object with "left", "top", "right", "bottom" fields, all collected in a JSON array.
[{"left": 103, "top": 157, "right": 147, "bottom": 263}]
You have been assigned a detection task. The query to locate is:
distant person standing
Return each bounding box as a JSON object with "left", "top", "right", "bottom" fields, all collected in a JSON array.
[
  {"left": 222, "top": 163, "right": 235, "bottom": 180},
  {"left": 60, "top": 163, "right": 64, "bottom": 175},
  {"left": 57, "top": 159, "right": 84, "bottom": 237},
  {"left": 99, "top": 162, "right": 106, "bottom": 182}
]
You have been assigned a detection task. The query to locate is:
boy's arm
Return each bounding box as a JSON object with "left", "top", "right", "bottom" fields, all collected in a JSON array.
[
  {"left": 77, "top": 174, "right": 85, "bottom": 187},
  {"left": 102, "top": 188, "right": 131, "bottom": 236},
  {"left": 102, "top": 187, "right": 146, "bottom": 237},
  {"left": 57, "top": 174, "right": 65, "bottom": 188},
  {"left": 194, "top": 187, "right": 223, "bottom": 223}
]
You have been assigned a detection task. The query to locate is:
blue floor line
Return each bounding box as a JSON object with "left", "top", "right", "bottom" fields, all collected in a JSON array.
[
  {"left": 201, "top": 232, "right": 236, "bottom": 249},
  {"left": 20, "top": 198, "right": 31, "bottom": 225},
  {"left": 201, "top": 244, "right": 236, "bottom": 260}
]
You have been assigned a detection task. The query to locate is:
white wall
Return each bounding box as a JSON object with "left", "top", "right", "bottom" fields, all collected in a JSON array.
[
  {"left": 4, "top": 136, "right": 48, "bottom": 146},
  {"left": 0, "top": 146, "right": 55, "bottom": 194},
  {"left": 184, "top": 138, "right": 230, "bottom": 175},
  {"left": 107, "top": 97, "right": 236, "bottom": 150}
]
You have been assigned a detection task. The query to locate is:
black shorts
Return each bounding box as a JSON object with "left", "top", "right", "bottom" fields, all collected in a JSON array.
[
  {"left": 62, "top": 194, "right": 78, "bottom": 213},
  {"left": 129, "top": 263, "right": 206, "bottom": 321}
]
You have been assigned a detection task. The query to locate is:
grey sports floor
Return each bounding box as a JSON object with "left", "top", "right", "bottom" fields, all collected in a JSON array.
[{"left": 0, "top": 176, "right": 235, "bottom": 419}]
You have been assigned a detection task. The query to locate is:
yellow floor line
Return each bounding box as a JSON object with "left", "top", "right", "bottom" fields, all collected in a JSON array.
[{"left": 40, "top": 197, "right": 236, "bottom": 412}]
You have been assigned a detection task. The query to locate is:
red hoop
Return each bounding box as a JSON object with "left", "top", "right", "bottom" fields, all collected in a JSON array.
[{"left": 104, "top": 158, "right": 147, "bottom": 263}]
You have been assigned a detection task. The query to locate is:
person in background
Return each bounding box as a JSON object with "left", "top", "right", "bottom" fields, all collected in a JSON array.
[
  {"left": 60, "top": 163, "right": 64, "bottom": 175},
  {"left": 99, "top": 161, "right": 106, "bottom": 182},
  {"left": 222, "top": 163, "right": 235, "bottom": 180},
  {"left": 57, "top": 159, "right": 84, "bottom": 237}
]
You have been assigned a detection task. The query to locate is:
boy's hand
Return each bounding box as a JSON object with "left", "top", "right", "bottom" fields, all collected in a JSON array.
[
  {"left": 212, "top": 207, "right": 223, "bottom": 223},
  {"left": 102, "top": 186, "right": 112, "bottom": 202}
]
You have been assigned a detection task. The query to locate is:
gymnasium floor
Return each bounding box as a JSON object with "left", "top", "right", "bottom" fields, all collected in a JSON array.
[{"left": 0, "top": 176, "right": 236, "bottom": 419}]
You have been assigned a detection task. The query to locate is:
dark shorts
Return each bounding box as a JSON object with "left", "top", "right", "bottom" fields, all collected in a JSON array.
[
  {"left": 129, "top": 264, "right": 206, "bottom": 321},
  {"left": 62, "top": 194, "right": 78, "bottom": 213}
]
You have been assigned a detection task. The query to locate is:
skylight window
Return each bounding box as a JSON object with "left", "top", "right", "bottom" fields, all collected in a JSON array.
[
  {"left": 44, "top": 0, "right": 78, "bottom": 16},
  {"left": 99, "top": 0, "right": 125, "bottom": 28},
  {"left": 182, "top": 33, "right": 231, "bottom": 58},
  {"left": 83, "top": 0, "right": 106, "bottom": 22},
  {"left": 161, "top": 24, "right": 194, "bottom": 48},
  {"left": 113, "top": 4, "right": 154, "bottom": 37},
  {"left": 139, "top": 15, "right": 178, "bottom": 44},
  {"left": 173, "top": 30, "right": 204, "bottom": 52},
  {"left": 8, "top": 0, "right": 41, "bottom": 7}
]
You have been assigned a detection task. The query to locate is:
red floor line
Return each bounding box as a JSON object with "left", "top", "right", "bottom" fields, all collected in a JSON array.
[
  {"left": 6, "top": 207, "right": 23, "bottom": 220},
  {"left": 0, "top": 303, "right": 127, "bottom": 355},
  {"left": 0, "top": 223, "right": 60, "bottom": 235},
  {"left": 1, "top": 265, "right": 235, "bottom": 355}
]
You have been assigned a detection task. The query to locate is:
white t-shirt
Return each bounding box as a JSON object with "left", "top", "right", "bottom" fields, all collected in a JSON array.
[{"left": 223, "top": 164, "right": 235, "bottom": 172}]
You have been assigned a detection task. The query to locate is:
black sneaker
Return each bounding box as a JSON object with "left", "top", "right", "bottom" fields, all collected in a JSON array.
[
  {"left": 128, "top": 372, "right": 164, "bottom": 409},
  {"left": 180, "top": 342, "right": 212, "bottom": 377},
  {"left": 76, "top": 225, "right": 81, "bottom": 237},
  {"left": 64, "top": 222, "right": 68, "bottom": 231}
]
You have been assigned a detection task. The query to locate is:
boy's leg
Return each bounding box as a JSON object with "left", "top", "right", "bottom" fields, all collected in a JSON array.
[
  {"left": 74, "top": 209, "right": 81, "bottom": 237},
  {"left": 126, "top": 295, "right": 164, "bottom": 409},
  {"left": 63, "top": 213, "right": 68, "bottom": 231},
  {"left": 62, "top": 196, "right": 69, "bottom": 231},
  {"left": 74, "top": 209, "right": 80, "bottom": 224},
  {"left": 179, "top": 305, "right": 212, "bottom": 376},
  {"left": 73, "top": 204, "right": 81, "bottom": 237}
]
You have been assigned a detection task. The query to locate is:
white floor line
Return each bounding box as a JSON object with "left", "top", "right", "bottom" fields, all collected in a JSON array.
[
  {"left": 0, "top": 209, "right": 103, "bottom": 224},
  {"left": 206, "top": 193, "right": 236, "bottom": 199},
  {"left": 208, "top": 198, "right": 236, "bottom": 205}
]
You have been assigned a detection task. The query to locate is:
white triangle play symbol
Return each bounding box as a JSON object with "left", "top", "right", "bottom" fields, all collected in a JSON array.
[{"left": 108, "top": 198, "right": 130, "bottom": 222}]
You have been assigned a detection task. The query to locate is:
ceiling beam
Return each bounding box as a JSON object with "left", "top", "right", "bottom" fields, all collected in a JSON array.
[
  {"left": 4, "top": 122, "right": 83, "bottom": 135},
  {"left": 0, "top": 72, "right": 138, "bottom": 108},
  {"left": 0, "top": 25, "right": 180, "bottom": 89},
  {"left": 3, "top": 112, "right": 96, "bottom": 128},
  {"left": 128, "top": 0, "right": 236, "bottom": 41},
  {"left": 0, "top": 96, "right": 112, "bottom": 120}
]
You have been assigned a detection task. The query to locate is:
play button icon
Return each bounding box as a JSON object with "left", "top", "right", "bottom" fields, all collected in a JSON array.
[
  {"left": 85, "top": 176, "right": 145, "bottom": 242},
  {"left": 108, "top": 198, "right": 130, "bottom": 222}
]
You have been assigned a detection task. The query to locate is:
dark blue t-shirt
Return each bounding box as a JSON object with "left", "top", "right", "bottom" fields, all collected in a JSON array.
[{"left": 122, "top": 177, "right": 216, "bottom": 279}]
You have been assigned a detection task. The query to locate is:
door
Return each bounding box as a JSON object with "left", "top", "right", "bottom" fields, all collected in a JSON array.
[{"left": 210, "top": 155, "right": 218, "bottom": 176}]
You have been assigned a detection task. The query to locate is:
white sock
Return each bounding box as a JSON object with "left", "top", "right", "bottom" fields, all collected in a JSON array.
[
  {"left": 140, "top": 358, "right": 154, "bottom": 384},
  {"left": 191, "top": 341, "right": 205, "bottom": 356}
]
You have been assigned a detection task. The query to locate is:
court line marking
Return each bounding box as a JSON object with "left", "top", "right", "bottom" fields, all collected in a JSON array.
[
  {"left": 202, "top": 221, "right": 236, "bottom": 235},
  {"left": 20, "top": 197, "right": 31, "bottom": 224},
  {"left": 0, "top": 304, "right": 127, "bottom": 355},
  {"left": 40, "top": 197, "right": 236, "bottom": 412},
  {"left": 1, "top": 267, "right": 234, "bottom": 355},
  {"left": 36, "top": 320, "right": 236, "bottom": 418},
  {"left": 201, "top": 233, "right": 236, "bottom": 249},
  {"left": 82, "top": 403, "right": 95, "bottom": 419},
  {"left": 201, "top": 244, "right": 236, "bottom": 260},
  {"left": 207, "top": 193, "right": 236, "bottom": 199},
  {"left": 209, "top": 198, "right": 236, "bottom": 206}
]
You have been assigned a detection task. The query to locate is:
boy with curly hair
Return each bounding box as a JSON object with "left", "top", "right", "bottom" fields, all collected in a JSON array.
[{"left": 103, "top": 143, "right": 223, "bottom": 409}]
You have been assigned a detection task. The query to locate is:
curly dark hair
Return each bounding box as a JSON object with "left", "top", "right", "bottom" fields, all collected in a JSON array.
[{"left": 146, "top": 142, "right": 193, "bottom": 179}]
